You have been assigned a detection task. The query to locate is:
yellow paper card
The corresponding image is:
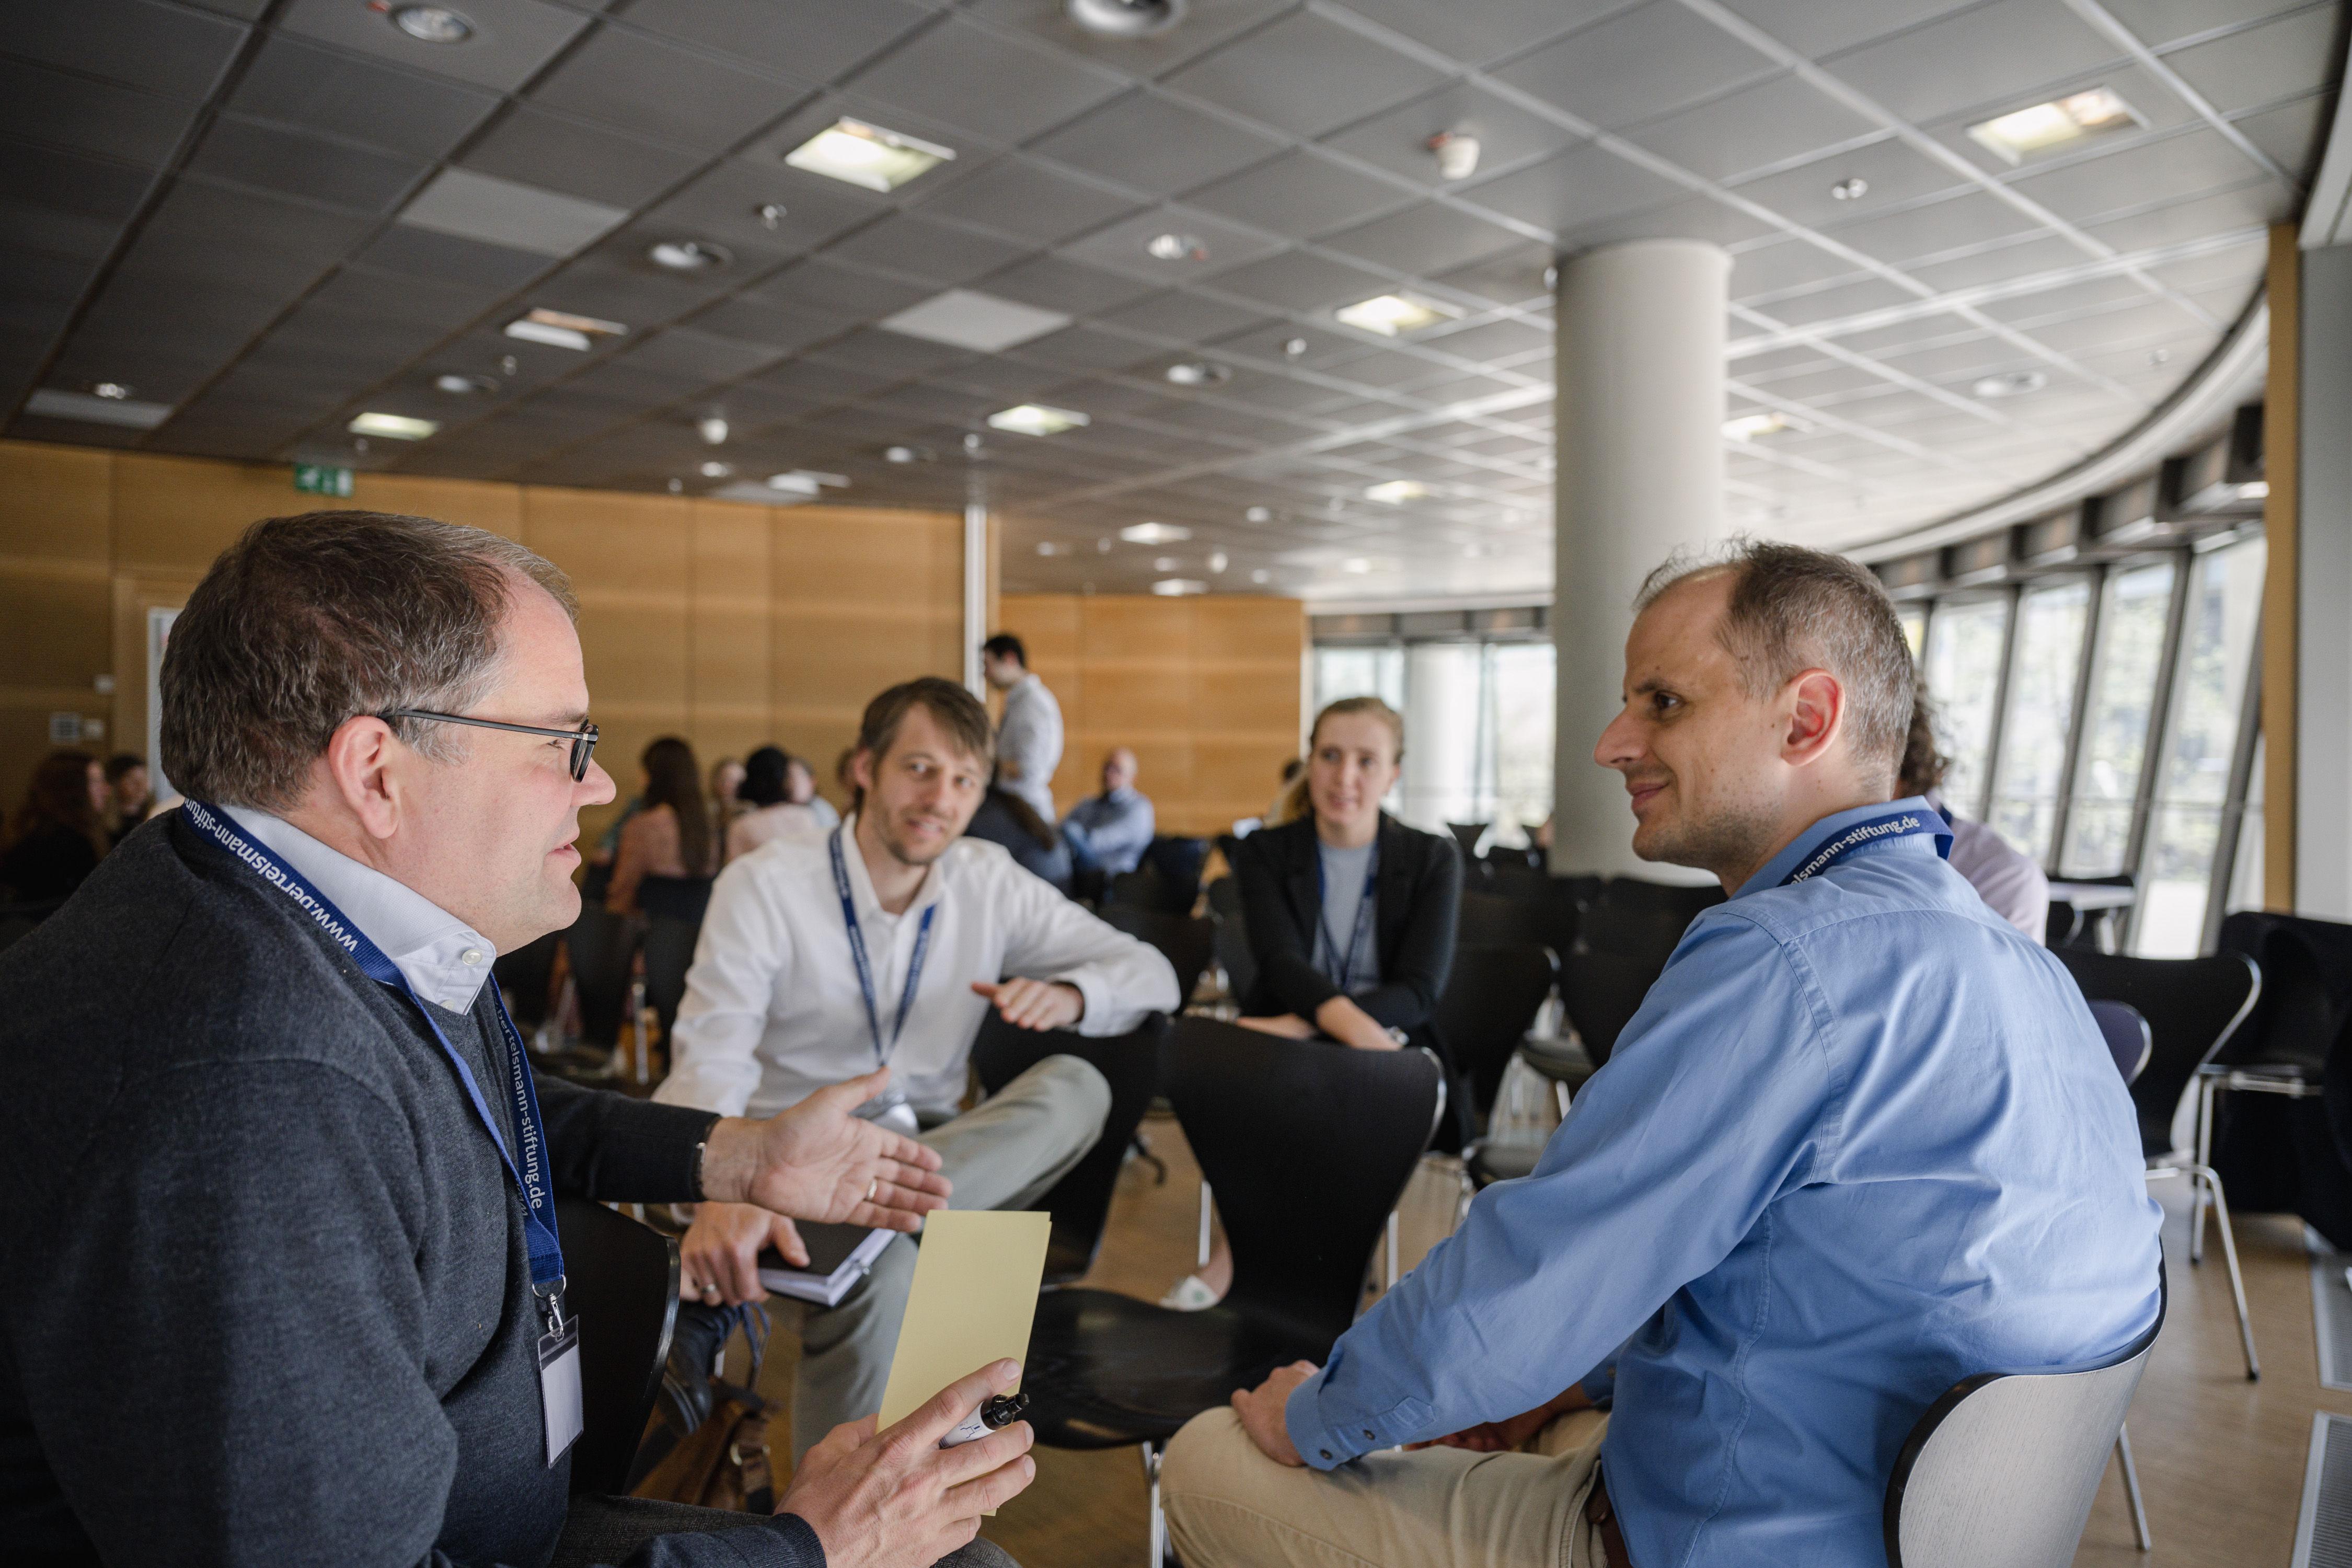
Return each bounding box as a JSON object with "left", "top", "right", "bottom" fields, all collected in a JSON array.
[{"left": 877, "top": 1209, "right": 1052, "bottom": 1433}]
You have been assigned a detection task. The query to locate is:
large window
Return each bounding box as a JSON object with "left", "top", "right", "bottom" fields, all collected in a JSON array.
[
  {"left": 1986, "top": 579, "right": 2092, "bottom": 863},
  {"left": 1922, "top": 596, "right": 2011, "bottom": 818},
  {"left": 2061, "top": 561, "right": 2177, "bottom": 877},
  {"left": 2137, "top": 536, "right": 2265, "bottom": 956}
]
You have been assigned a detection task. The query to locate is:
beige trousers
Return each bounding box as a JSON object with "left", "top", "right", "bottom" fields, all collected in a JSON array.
[
  {"left": 1162, "top": 1407, "right": 1612, "bottom": 1568},
  {"left": 775, "top": 1054, "right": 1110, "bottom": 1460}
]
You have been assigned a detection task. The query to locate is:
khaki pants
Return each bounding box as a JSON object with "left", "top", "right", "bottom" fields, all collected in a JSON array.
[
  {"left": 1162, "top": 1407, "right": 1612, "bottom": 1568},
  {"left": 776, "top": 1054, "right": 1110, "bottom": 1460}
]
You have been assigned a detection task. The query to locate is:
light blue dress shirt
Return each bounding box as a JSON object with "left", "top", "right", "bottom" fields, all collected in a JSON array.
[
  {"left": 1060, "top": 786, "right": 1156, "bottom": 875},
  {"left": 1286, "top": 797, "right": 2163, "bottom": 1567}
]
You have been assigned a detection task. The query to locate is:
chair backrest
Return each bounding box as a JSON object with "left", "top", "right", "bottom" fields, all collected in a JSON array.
[
  {"left": 1436, "top": 943, "right": 1560, "bottom": 1120},
  {"left": 2051, "top": 948, "right": 2260, "bottom": 1157},
  {"left": 1163, "top": 1017, "right": 1442, "bottom": 1341},
  {"left": 1445, "top": 822, "right": 1490, "bottom": 858},
  {"left": 554, "top": 1196, "right": 679, "bottom": 1496},
  {"left": 2086, "top": 999, "right": 2152, "bottom": 1085},
  {"left": 1582, "top": 876, "right": 1725, "bottom": 967},
  {"left": 1100, "top": 905, "right": 1216, "bottom": 1007},
  {"left": 2217, "top": 910, "right": 2352, "bottom": 1075},
  {"left": 1112, "top": 836, "right": 1207, "bottom": 913},
  {"left": 1560, "top": 950, "right": 1658, "bottom": 1068},
  {"left": 1884, "top": 1279, "right": 2164, "bottom": 1568},
  {"left": 1205, "top": 877, "right": 1256, "bottom": 1000},
  {"left": 970, "top": 1011, "right": 1170, "bottom": 1284}
]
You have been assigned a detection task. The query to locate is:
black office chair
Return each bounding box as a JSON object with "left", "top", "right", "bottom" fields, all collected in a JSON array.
[
  {"left": 1438, "top": 944, "right": 1560, "bottom": 1122},
  {"left": 1020, "top": 1018, "right": 1444, "bottom": 1564},
  {"left": 2203, "top": 913, "right": 2352, "bottom": 1199},
  {"left": 1205, "top": 877, "right": 1255, "bottom": 1004},
  {"left": 554, "top": 1197, "right": 681, "bottom": 1496},
  {"left": 1884, "top": 1271, "right": 2164, "bottom": 1564},
  {"left": 2046, "top": 872, "right": 2137, "bottom": 952},
  {"left": 1456, "top": 889, "right": 1577, "bottom": 958},
  {"left": 1445, "top": 821, "right": 1490, "bottom": 859},
  {"left": 2088, "top": 999, "right": 2152, "bottom": 1086},
  {"left": 2054, "top": 947, "right": 2259, "bottom": 1379},
  {"left": 969, "top": 1010, "right": 1169, "bottom": 1286},
  {"left": 1581, "top": 876, "right": 1722, "bottom": 969},
  {"left": 1100, "top": 905, "right": 1216, "bottom": 1009}
]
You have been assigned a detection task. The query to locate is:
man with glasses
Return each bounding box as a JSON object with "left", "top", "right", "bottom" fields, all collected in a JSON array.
[{"left": 0, "top": 512, "right": 1033, "bottom": 1568}]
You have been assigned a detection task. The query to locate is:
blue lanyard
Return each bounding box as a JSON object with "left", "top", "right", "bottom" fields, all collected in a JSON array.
[
  {"left": 829, "top": 826, "right": 937, "bottom": 1068},
  {"left": 1778, "top": 805, "right": 1953, "bottom": 887},
  {"left": 183, "top": 801, "right": 567, "bottom": 1306},
  {"left": 1315, "top": 837, "right": 1379, "bottom": 990}
]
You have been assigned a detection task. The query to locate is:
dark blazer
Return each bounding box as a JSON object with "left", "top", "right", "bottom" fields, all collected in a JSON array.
[{"left": 1231, "top": 812, "right": 1461, "bottom": 1031}]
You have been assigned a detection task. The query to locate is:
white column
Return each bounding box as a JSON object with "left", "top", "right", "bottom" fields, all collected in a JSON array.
[
  {"left": 1550, "top": 239, "right": 1731, "bottom": 877},
  {"left": 962, "top": 500, "right": 988, "bottom": 699},
  {"left": 2298, "top": 243, "right": 2352, "bottom": 916}
]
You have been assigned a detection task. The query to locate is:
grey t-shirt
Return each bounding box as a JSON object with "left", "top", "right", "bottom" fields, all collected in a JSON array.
[{"left": 1313, "top": 839, "right": 1381, "bottom": 995}]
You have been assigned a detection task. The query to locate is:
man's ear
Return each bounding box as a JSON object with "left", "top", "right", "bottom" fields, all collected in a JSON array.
[
  {"left": 850, "top": 747, "right": 875, "bottom": 794},
  {"left": 1782, "top": 669, "right": 1846, "bottom": 769},
  {"left": 320, "top": 714, "right": 404, "bottom": 841}
]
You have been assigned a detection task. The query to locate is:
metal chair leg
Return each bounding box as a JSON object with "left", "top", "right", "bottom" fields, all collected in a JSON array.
[
  {"left": 1143, "top": 1439, "right": 1167, "bottom": 1567},
  {"left": 1197, "top": 1181, "right": 1214, "bottom": 1270},
  {"left": 2182, "top": 1161, "right": 2259, "bottom": 1379},
  {"left": 2191, "top": 1078, "right": 2217, "bottom": 1264},
  {"left": 2115, "top": 1424, "right": 2150, "bottom": 1550},
  {"left": 1385, "top": 1209, "right": 1400, "bottom": 1291}
]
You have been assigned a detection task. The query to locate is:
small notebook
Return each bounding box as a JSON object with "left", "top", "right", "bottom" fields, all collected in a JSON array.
[{"left": 756, "top": 1223, "right": 893, "bottom": 1307}]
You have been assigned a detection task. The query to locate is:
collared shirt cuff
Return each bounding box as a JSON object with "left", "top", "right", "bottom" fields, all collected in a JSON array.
[
  {"left": 1285, "top": 1369, "right": 1352, "bottom": 1471},
  {"left": 1060, "top": 970, "right": 1111, "bottom": 1035}
]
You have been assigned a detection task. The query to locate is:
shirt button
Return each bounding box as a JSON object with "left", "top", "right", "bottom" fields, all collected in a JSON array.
[
  {"left": 460, "top": 948, "right": 483, "bottom": 965},
  {"left": 1363, "top": 1429, "right": 1376, "bottom": 1440},
  {"left": 1319, "top": 1449, "right": 1332, "bottom": 1460}
]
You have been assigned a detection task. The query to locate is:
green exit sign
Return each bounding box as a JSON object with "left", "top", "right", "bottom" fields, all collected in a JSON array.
[{"left": 294, "top": 464, "right": 353, "bottom": 497}]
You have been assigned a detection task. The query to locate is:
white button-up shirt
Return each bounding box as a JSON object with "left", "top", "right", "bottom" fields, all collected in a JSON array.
[
  {"left": 655, "top": 818, "right": 1178, "bottom": 1119},
  {"left": 222, "top": 804, "right": 499, "bottom": 1012},
  {"left": 996, "top": 672, "right": 1063, "bottom": 823}
]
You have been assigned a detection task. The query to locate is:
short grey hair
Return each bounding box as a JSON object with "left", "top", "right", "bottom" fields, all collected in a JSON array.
[
  {"left": 162, "top": 511, "right": 577, "bottom": 810},
  {"left": 1636, "top": 538, "right": 1916, "bottom": 781}
]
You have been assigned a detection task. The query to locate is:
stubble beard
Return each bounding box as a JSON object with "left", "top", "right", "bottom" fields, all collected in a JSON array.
[{"left": 1632, "top": 786, "right": 1782, "bottom": 885}]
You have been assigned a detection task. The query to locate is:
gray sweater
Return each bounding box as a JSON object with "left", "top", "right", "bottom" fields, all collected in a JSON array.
[{"left": 0, "top": 815, "right": 822, "bottom": 1568}]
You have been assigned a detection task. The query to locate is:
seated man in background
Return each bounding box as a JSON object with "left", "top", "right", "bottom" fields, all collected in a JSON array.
[
  {"left": 656, "top": 676, "right": 1180, "bottom": 1462},
  {"left": 1899, "top": 684, "right": 2050, "bottom": 942},
  {"left": 1162, "top": 540, "right": 2160, "bottom": 1568},
  {"left": 1061, "top": 747, "right": 1156, "bottom": 886},
  {"left": 0, "top": 512, "right": 1031, "bottom": 1568}
]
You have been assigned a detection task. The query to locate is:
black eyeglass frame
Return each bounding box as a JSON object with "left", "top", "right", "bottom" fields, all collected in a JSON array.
[{"left": 381, "top": 708, "right": 600, "bottom": 781}]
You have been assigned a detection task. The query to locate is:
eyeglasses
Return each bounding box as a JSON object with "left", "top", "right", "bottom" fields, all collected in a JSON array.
[{"left": 382, "top": 709, "right": 601, "bottom": 781}]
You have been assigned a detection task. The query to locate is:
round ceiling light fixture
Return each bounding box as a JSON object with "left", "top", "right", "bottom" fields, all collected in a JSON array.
[
  {"left": 1970, "top": 370, "right": 2048, "bottom": 399},
  {"left": 884, "top": 445, "right": 924, "bottom": 464},
  {"left": 650, "top": 239, "right": 731, "bottom": 272},
  {"left": 1244, "top": 505, "right": 1272, "bottom": 523},
  {"left": 699, "top": 460, "right": 733, "bottom": 478},
  {"left": 90, "top": 382, "right": 133, "bottom": 400},
  {"left": 754, "top": 203, "right": 787, "bottom": 230},
  {"left": 1427, "top": 130, "right": 1481, "bottom": 182},
  {"left": 1830, "top": 177, "right": 1869, "bottom": 201},
  {"left": 1165, "top": 361, "right": 1229, "bottom": 386},
  {"left": 1066, "top": 0, "right": 1187, "bottom": 38},
  {"left": 386, "top": 5, "right": 475, "bottom": 43},
  {"left": 697, "top": 415, "right": 730, "bottom": 445},
  {"left": 1145, "top": 232, "right": 1207, "bottom": 262},
  {"left": 434, "top": 372, "right": 497, "bottom": 395},
  {"left": 1282, "top": 337, "right": 1307, "bottom": 358}
]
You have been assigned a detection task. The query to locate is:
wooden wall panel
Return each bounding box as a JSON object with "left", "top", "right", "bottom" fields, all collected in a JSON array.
[
  {"left": 999, "top": 593, "right": 1305, "bottom": 835},
  {"left": 0, "top": 439, "right": 967, "bottom": 840}
]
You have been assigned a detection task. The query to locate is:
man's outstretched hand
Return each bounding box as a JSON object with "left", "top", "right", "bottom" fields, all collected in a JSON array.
[
  {"left": 779, "top": 1358, "right": 1037, "bottom": 1568},
  {"left": 971, "top": 977, "right": 1083, "bottom": 1032},
  {"left": 699, "top": 1068, "right": 950, "bottom": 1232},
  {"left": 1231, "top": 1360, "right": 1317, "bottom": 1467}
]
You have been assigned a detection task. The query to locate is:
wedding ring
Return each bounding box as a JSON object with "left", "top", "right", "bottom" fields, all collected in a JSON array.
[{"left": 701, "top": 1283, "right": 720, "bottom": 1301}]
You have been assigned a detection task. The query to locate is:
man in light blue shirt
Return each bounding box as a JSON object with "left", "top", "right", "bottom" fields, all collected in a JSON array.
[
  {"left": 1061, "top": 748, "right": 1156, "bottom": 878},
  {"left": 1161, "top": 542, "right": 2161, "bottom": 1568}
]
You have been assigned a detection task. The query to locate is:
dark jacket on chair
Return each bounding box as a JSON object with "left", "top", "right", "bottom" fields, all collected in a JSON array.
[{"left": 1231, "top": 815, "right": 1467, "bottom": 1145}]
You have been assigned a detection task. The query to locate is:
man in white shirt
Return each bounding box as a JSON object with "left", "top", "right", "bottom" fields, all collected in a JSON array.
[
  {"left": 657, "top": 676, "right": 1180, "bottom": 1459},
  {"left": 982, "top": 634, "right": 1063, "bottom": 825},
  {"left": 1897, "top": 688, "right": 2050, "bottom": 942}
]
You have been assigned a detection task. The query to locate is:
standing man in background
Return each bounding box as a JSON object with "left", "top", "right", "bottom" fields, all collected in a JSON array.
[{"left": 983, "top": 633, "right": 1062, "bottom": 826}]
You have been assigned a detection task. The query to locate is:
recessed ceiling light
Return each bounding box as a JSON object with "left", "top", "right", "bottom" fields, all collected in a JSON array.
[
  {"left": 1165, "top": 361, "right": 1230, "bottom": 386},
  {"left": 649, "top": 239, "right": 731, "bottom": 272},
  {"left": 349, "top": 411, "right": 439, "bottom": 440},
  {"left": 503, "top": 308, "right": 627, "bottom": 351},
  {"left": 1427, "top": 130, "right": 1481, "bottom": 181},
  {"left": 1342, "top": 557, "right": 1373, "bottom": 574},
  {"left": 785, "top": 118, "right": 954, "bottom": 192},
  {"left": 91, "top": 381, "right": 132, "bottom": 400},
  {"left": 697, "top": 416, "right": 729, "bottom": 445},
  {"left": 1151, "top": 578, "right": 1208, "bottom": 596},
  {"left": 1830, "top": 177, "right": 1868, "bottom": 201},
  {"left": 700, "top": 460, "right": 733, "bottom": 478},
  {"left": 987, "top": 403, "right": 1087, "bottom": 436},
  {"left": 881, "top": 289, "right": 1070, "bottom": 352},
  {"left": 1724, "top": 411, "right": 1802, "bottom": 441},
  {"left": 1970, "top": 370, "right": 2048, "bottom": 398},
  {"left": 1334, "top": 292, "right": 1462, "bottom": 337},
  {"left": 1152, "top": 555, "right": 1182, "bottom": 571},
  {"left": 1207, "top": 550, "right": 1229, "bottom": 573},
  {"left": 1244, "top": 506, "right": 1272, "bottom": 523},
  {"left": 1120, "top": 522, "right": 1189, "bottom": 544},
  {"left": 1364, "top": 479, "right": 1429, "bottom": 504},
  {"left": 1250, "top": 568, "right": 1271, "bottom": 584},
  {"left": 1282, "top": 337, "right": 1308, "bottom": 358},
  {"left": 766, "top": 469, "right": 848, "bottom": 497},
  {"left": 885, "top": 445, "right": 920, "bottom": 464},
  {"left": 1067, "top": 0, "right": 1187, "bottom": 37},
  {"left": 434, "top": 373, "right": 496, "bottom": 395},
  {"left": 1966, "top": 87, "right": 2138, "bottom": 166},
  {"left": 387, "top": 5, "right": 474, "bottom": 44},
  {"left": 27, "top": 388, "right": 170, "bottom": 428},
  {"left": 1145, "top": 232, "right": 1207, "bottom": 262}
]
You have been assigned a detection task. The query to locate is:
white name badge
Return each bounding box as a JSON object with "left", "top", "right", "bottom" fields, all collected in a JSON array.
[{"left": 538, "top": 1318, "right": 584, "bottom": 1467}]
